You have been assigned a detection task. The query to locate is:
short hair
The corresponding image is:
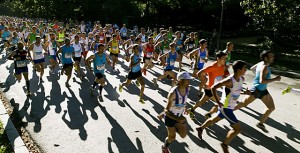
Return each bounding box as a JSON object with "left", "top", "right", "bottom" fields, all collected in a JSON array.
[
  {"left": 232, "top": 60, "right": 247, "bottom": 73},
  {"left": 199, "top": 39, "right": 207, "bottom": 45},
  {"left": 215, "top": 50, "right": 227, "bottom": 59},
  {"left": 226, "top": 42, "right": 233, "bottom": 47},
  {"left": 112, "top": 34, "right": 117, "bottom": 38},
  {"left": 97, "top": 43, "right": 105, "bottom": 48},
  {"left": 260, "top": 50, "right": 272, "bottom": 61},
  {"left": 148, "top": 37, "right": 153, "bottom": 41},
  {"left": 135, "top": 37, "right": 141, "bottom": 42}
]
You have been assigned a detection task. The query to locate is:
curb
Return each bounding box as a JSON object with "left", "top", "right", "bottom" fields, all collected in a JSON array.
[{"left": 0, "top": 93, "right": 29, "bottom": 153}]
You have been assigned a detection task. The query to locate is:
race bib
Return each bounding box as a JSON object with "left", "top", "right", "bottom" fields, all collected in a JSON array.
[
  {"left": 75, "top": 50, "right": 81, "bottom": 57},
  {"left": 65, "top": 53, "right": 72, "bottom": 58},
  {"left": 170, "top": 60, "right": 175, "bottom": 66},
  {"left": 231, "top": 94, "right": 240, "bottom": 101},
  {"left": 100, "top": 36, "right": 104, "bottom": 41},
  {"left": 96, "top": 64, "right": 105, "bottom": 70},
  {"left": 35, "top": 51, "right": 43, "bottom": 59},
  {"left": 214, "top": 76, "right": 223, "bottom": 84},
  {"left": 189, "top": 44, "right": 194, "bottom": 49},
  {"left": 16, "top": 60, "right": 26, "bottom": 68},
  {"left": 146, "top": 52, "right": 153, "bottom": 58}
]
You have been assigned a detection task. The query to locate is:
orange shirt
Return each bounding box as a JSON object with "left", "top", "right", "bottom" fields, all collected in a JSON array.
[{"left": 203, "top": 62, "right": 225, "bottom": 88}]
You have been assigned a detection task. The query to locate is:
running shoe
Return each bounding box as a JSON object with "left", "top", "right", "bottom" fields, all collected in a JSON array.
[
  {"left": 256, "top": 123, "right": 269, "bottom": 133},
  {"left": 135, "top": 80, "right": 140, "bottom": 87},
  {"left": 152, "top": 78, "right": 157, "bottom": 86},
  {"left": 90, "top": 87, "right": 94, "bottom": 96},
  {"left": 187, "top": 108, "right": 195, "bottom": 120},
  {"left": 26, "top": 90, "right": 31, "bottom": 96},
  {"left": 221, "top": 143, "right": 229, "bottom": 153},
  {"left": 65, "top": 82, "right": 71, "bottom": 88},
  {"left": 98, "top": 95, "right": 104, "bottom": 102},
  {"left": 139, "top": 98, "right": 145, "bottom": 104},
  {"left": 142, "top": 68, "right": 146, "bottom": 75},
  {"left": 282, "top": 86, "right": 291, "bottom": 95},
  {"left": 204, "top": 113, "right": 211, "bottom": 120},
  {"left": 161, "top": 145, "right": 170, "bottom": 153},
  {"left": 196, "top": 127, "right": 203, "bottom": 140},
  {"left": 119, "top": 84, "right": 123, "bottom": 92}
]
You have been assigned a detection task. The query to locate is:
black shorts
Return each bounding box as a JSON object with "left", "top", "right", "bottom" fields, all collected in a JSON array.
[
  {"left": 251, "top": 87, "right": 269, "bottom": 99},
  {"left": 164, "top": 69, "right": 173, "bottom": 72},
  {"left": 95, "top": 73, "right": 104, "bottom": 79},
  {"left": 204, "top": 89, "right": 213, "bottom": 98},
  {"left": 110, "top": 53, "right": 119, "bottom": 57},
  {"left": 127, "top": 70, "right": 142, "bottom": 80},
  {"left": 164, "top": 115, "right": 180, "bottom": 127},
  {"left": 143, "top": 57, "right": 151, "bottom": 63},
  {"left": 63, "top": 63, "right": 73, "bottom": 69},
  {"left": 73, "top": 57, "right": 81, "bottom": 62}
]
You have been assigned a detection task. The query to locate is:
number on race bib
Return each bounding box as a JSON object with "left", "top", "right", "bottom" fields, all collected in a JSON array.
[
  {"left": 97, "top": 64, "right": 105, "bottom": 70},
  {"left": 16, "top": 60, "right": 26, "bottom": 68}
]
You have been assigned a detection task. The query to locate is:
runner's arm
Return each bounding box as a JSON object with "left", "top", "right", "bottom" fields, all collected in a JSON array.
[{"left": 86, "top": 55, "right": 95, "bottom": 71}]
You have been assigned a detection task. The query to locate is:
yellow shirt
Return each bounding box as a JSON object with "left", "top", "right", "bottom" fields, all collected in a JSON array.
[{"left": 110, "top": 40, "right": 119, "bottom": 54}]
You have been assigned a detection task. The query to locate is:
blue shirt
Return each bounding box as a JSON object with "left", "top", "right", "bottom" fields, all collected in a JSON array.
[
  {"left": 165, "top": 52, "right": 177, "bottom": 70},
  {"left": 93, "top": 53, "right": 106, "bottom": 74},
  {"left": 61, "top": 45, "right": 74, "bottom": 64},
  {"left": 2, "top": 31, "right": 10, "bottom": 40},
  {"left": 131, "top": 54, "right": 141, "bottom": 72},
  {"left": 120, "top": 27, "right": 127, "bottom": 37},
  {"left": 253, "top": 62, "right": 271, "bottom": 90}
]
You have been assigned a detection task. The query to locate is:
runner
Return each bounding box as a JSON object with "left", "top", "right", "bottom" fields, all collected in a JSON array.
[
  {"left": 107, "top": 34, "right": 120, "bottom": 71},
  {"left": 157, "top": 71, "right": 192, "bottom": 153},
  {"left": 7, "top": 42, "right": 31, "bottom": 96},
  {"left": 223, "top": 42, "right": 234, "bottom": 77},
  {"left": 119, "top": 44, "right": 145, "bottom": 104},
  {"left": 87, "top": 43, "right": 111, "bottom": 102},
  {"left": 120, "top": 24, "right": 127, "bottom": 41},
  {"left": 56, "top": 38, "right": 75, "bottom": 87},
  {"left": 188, "top": 51, "right": 227, "bottom": 120},
  {"left": 184, "top": 32, "right": 195, "bottom": 68},
  {"left": 173, "top": 31, "right": 184, "bottom": 71},
  {"left": 196, "top": 60, "right": 249, "bottom": 153},
  {"left": 122, "top": 35, "right": 135, "bottom": 62},
  {"left": 2, "top": 26, "right": 11, "bottom": 49},
  {"left": 47, "top": 33, "right": 58, "bottom": 74},
  {"left": 187, "top": 39, "right": 209, "bottom": 96},
  {"left": 72, "top": 34, "right": 84, "bottom": 79},
  {"left": 234, "top": 50, "right": 281, "bottom": 133},
  {"left": 28, "top": 35, "right": 47, "bottom": 82},
  {"left": 153, "top": 43, "right": 178, "bottom": 87},
  {"left": 142, "top": 37, "right": 155, "bottom": 75}
]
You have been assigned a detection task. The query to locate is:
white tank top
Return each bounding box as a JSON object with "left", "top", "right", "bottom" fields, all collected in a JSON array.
[
  {"left": 221, "top": 76, "right": 244, "bottom": 109},
  {"left": 72, "top": 42, "right": 82, "bottom": 57},
  {"left": 168, "top": 86, "right": 189, "bottom": 117},
  {"left": 32, "top": 44, "right": 44, "bottom": 60}
]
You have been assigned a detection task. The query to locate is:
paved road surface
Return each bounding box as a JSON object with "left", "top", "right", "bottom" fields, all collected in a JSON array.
[{"left": 0, "top": 48, "right": 300, "bottom": 153}]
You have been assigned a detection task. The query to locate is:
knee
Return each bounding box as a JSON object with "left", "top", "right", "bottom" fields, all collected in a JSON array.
[
  {"left": 179, "top": 132, "right": 187, "bottom": 138},
  {"left": 268, "top": 106, "right": 275, "bottom": 112},
  {"left": 233, "top": 124, "right": 241, "bottom": 133},
  {"left": 168, "top": 135, "right": 176, "bottom": 141}
]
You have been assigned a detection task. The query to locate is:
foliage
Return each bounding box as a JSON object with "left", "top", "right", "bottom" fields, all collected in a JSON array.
[
  {"left": 0, "top": 121, "right": 13, "bottom": 153},
  {"left": 241, "top": 0, "right": 300, "bottom": 45}
]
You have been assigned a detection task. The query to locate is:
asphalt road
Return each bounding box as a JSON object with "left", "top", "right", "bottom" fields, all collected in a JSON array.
[{"left": 0, "top": 48, "right": 300, "bottom": 153}]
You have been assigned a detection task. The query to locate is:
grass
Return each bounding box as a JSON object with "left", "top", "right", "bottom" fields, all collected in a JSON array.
[{"left": 0, "top": 121, "right": 13, "bottom": 153}]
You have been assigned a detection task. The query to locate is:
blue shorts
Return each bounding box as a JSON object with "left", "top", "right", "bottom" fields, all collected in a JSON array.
[
  {"left": 15, "top": 67, "right": 28, "bottom": 75},
  {"left": 49, "top": 55, "right": 57, "bottom": 60},
  {"left": 33, "top": 58, "right": 45, "bottom": 64},
  {"left": 217, "top": 108, "right": 238, "bottom": 125}
]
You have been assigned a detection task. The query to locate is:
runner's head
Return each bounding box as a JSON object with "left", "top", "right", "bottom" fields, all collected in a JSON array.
[
  {"left": 169, "top": 42, "right": 176, "bottom": 51},
  {"left": 226, "top": 42, "right": 234, "bottom": 52},
  {"left": 260, "top": 50, "right": 274, "bottom": 64},
  {"left": 148, "top": 37, "right": 153, "bottom": 44},
  {"left": 65, "top": 38, "right": 70, "bottom": 45},
  {"left": 35, "top": 35, "right": 41, "bottom": 43},
  {"left": 177, "top": 71, "right": 192, "bottom": 87},
  {"left": 17, "top": 42, "right": 24, "bottom": 50},
  {"left": 199, "top": 39, "right": 207, "bottom": 48},
  {"left": 130, "top": 35, "right": 135, "bottom": 40},
  {"left": 97, "top": 43, "right": 105, "bottom": 53},
  {"left": 232, "top": 60, "right": 247, "bottom": 75},
  {"left": 215, "top": 50, "right": 227, "bottom": 65},
  {"left": 74, "top": 34, "right": 79, "bottom": 42},
  {"left": 112, "top": 34, "right": 117, "bottom": 40},
  {"left": 132, "top": 44, "right": 139, "bottom": 54},
  {"left": 175, "top": 31, "right": 181, "bottom": 38}
]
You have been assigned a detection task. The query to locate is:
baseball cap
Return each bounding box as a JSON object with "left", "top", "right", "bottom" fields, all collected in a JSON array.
[{"left": 177, "top": 71, "right": 193, "bottom": 81}]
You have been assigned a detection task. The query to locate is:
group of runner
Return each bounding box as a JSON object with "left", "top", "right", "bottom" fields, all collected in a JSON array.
[{"left": 0, "top": 16, "right": 292, "bottom": 153}]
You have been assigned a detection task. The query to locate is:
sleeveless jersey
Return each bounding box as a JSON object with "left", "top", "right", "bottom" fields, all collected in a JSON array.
[
  {"left": 61, "top": 45, "right": 74, "bottom": 64},
  {"left": 32, "top": 44, "right": 44, "bottom": 60},
  {"left": 253, "top": 62, "right": 271, "bottom": 90},
  {"left": 93, "top": 53, "right": 106, "bottom": 74},
  {"left": 221, "top": 76, "right": 244, "bottom": 109},
  {"left": 168, "top": 87, "right": 189, "bottom": 117}
]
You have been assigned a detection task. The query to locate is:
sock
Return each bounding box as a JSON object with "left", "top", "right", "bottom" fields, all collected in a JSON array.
[
  {"left": 92, "top": 81, "right": 97, "bottom": 89},
  {"left": 26, "top": 81, "right": 30, "bottom": 91},
  {"left": 163, "top": 138, "right": 171, "bottom": 148},
  {"left": 99, "top": 85, "right": 103, "bottom": 95}
]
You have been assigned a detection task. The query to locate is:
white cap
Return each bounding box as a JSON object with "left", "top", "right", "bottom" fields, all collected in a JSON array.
[{"left": 177, "top": 71, "right": 193, "bottom": 81}]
